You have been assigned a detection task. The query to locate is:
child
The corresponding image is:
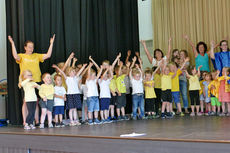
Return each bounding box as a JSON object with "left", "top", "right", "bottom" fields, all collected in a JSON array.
[
  {"left": 20, "top": 70, "right": 40, "bottom": 130},
  {"left": 217, "top": 67, "right": 230, "bottom": 116},
  {"left": 185, "top": 66, "right": 202, "bottom": 116},
  {"left": 203, "top": 73, "right": 212, "bottom": 115},
  {"left": 39, "top": 73, "right": 55, "bottom": 128},
  {"left": 98, "top": 67, "right": 113, "bottom": 123},
  {"left": 208, "top": 71, "right": 221, "bottom": 116},
  {"left": 53, "top": 74, "right": 66, "bottom": 127},
  {"left": 86, "top": 63, "right": 103, "bottom": 125},
  {"left": 109, "top": 70, "right": 118, "bottom": 121},
  {"left": 129, "top": 57, "right": 144, "bottom": 120},
  {"left": 143, "top": 66, "right": 160, "bottom": 119},
  {"left": 152, "top": 66, "right": 161, "bottom": 117},
  {"left": 168, "top": 58, "right": 189, "bottom": 117},
  {"left": 115, "top": 61, "right": 129, "bottom": 120},
  {"left": 160, "top": 62, "right": 177, "bottom": 119},
  {"left": 199, "top": 71, "right": 207, "bottom": 115},
  {"left": 52, "top": 63, "right": 87, "bottom": 126}
]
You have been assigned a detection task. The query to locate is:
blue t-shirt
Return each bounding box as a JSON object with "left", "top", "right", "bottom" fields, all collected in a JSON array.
[
  {"left": 214, "top": 51, "right": 230, "bottom": 73},
  {"left": 195, "top": 53, "right": 210, "bottom": 72}
]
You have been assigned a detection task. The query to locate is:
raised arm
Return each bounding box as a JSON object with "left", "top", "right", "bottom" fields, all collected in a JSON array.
[
  {"left": 109, "top": 66, "right": 114, "bottom": 80},
  {"left": 96, "top": 66, "right": 103, "bottom": 80},
  {"left": 130, "top": 56, "right": 137, "bottom": 69},
  {"left": 210, "top": 40, "right": 215, "bottom": 59},
  {"left": 140, "top": 40, "right": 153, "bottom": 64},
  {"left": 72, "top": 57, "right": 78, "bottom": 68},
  {"left": 118, "top": 61, "right": 123, "bottom": 76},
  {"left": 184, "top": 70, "right": 191, "bottom": 79},
  {"left": 179, "top": 57, "right": 190, "bottom": 70},
  {"left": 125, "top": 50, "right": 131, "bottom": 65},
  {"left": 129, "top": 67, "right": 133, "bottom": 80},
  {"left": 43, "top": 34, "right": 55, "bottom": 60},
  {"left": 62, "top": 52, "right": 74, "bottom": 71},
  {"left": 80, "top": 64, "right": 91, "bottom": 77},
  {"left": 111, "top": 52, "right": 121, "bottom": 69},
  {"left": 166, "top": 37, "right": 172, "bottom": 60},
  {"left": 184, "top": 35, "right": 198, "bottom": 57},
  {"left": 89, "top": 56, "right": 100, "bottom": 71},
  {"left": 197, "top": 65, "right": 202, "bottom": 77},
  {"left": 152, "top": 65, "right": 161, "bottom": 76},
  {"left": 8, "top": 36, "right": 20, "bottom": 61},
  {"left": 136, "top": 64, "right": 143, "bottom": 78},
  {"left": 52, "top": 64, "right": 67, "bottom": 79},
  {"left": 76, "top": 64, "right": 87, "bottom": 77}
]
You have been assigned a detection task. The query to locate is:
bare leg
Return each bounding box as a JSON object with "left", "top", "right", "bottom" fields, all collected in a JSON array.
[
  {"left": 40, "top": 108, "right": 47, "bottom": 124},
  {"left": 22, "top": 100, "right": 28, "bottom": 125}
]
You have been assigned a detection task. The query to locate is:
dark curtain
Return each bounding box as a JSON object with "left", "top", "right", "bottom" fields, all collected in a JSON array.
[{"left": 6, "top": 0, "right": 139, "bottom": 125}]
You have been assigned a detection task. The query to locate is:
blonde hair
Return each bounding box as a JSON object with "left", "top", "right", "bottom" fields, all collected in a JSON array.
[
  {"left": 66, "top": 67, "right": 75, "bottom": 76},
  {"left": 145, "top": 69, "right": 152, "bottom": 75},
  {"left": 102, "top": 60, "right": 110, "bottom": 65},
  {"left": 42, "top": 73, "right": 50, "bottom": 81},
  {"left": 132, "top": 68, "right": 141, "bottom": 75},
  {"left": 54, "top": 74, "right": 62, "bottom": 81},
  {"left": 18, "top": 70, "right": 32, "bottom": 88}
]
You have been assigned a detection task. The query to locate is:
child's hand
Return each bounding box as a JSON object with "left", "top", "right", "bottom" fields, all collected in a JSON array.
[
  {"left": 89, "top": 62, "right": 93, "bottom": 67},
  {"left": 168, "top": 37, "right": 172, "bottom": 42},
  {"left": 183, "top": 34, "right": 188, "bottom": 40},
  {"left": 126, "top": 61, "right": 131, "bottom": 68},
  {"left": 8, "top": 36, "right": 14, "bottom": 44},
  {"left": 64, "top": 97, "right": 67, "bottom": 101},
  {"left": 89, "top": 56, "right": 93, "bottom": 61},
  {"left": 185, "top": 57, "right": 190, "bottom": 62},
  {"left": 118, "top": 92, "right": 121, "bottom": 96},
  {"left": 73, "top": 57, "right": 78, "bottom": 62},
  {"left": 210, "top": 40, "right": 215, "bottom": 48},
  {"left": 112, "top": 92, "right": 116, "bottom": 96},
  {"left": 198, "top": 65, "right": 203, "bottom": 70},
  {"left": 135, "top": 64, "right": 140, "bottom": 69},
  {"left": 132, "top": 56, "right": 137, "bottom": 62},
  {"left": 127, "top": 50, "right": 131, "bottom": 57},
  {"left": 52, "top": 64, "right": 58, "bottom": 69},
  {"left": 117, "top": 52, "right": 121, "bottom": 59},
  {"left": 43, "top": 97, "right": 47, "bottom": 102},
  {"left": 83, "top": 63, "right": 87, "bottom": 67}
]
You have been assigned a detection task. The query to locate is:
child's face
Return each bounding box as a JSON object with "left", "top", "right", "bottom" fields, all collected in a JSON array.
[
  {"left": 102, "top": 62, "right": 110, "bottom": 69},
  {"left": 69, "top": 70, "right": 76, "bottom": 77},
  {"left": 155, "top": 51, "right": 163, "bottom": 59},
  {"left": 180, "top": 52, "right": 185, "bottom": 59},
  {"left": 202, "top": 72, "right": 207, "bottom": 79},
  {"left": 43, "top": 74, "right": 52, "bottom": 84},
  {"left": 145, "top": 73, "right": 152, "bottom": 81},
  {"left": 205, "top": 74, "right": 211, "bottom": 81},
  {"left": 173, "top": 51, "right": 179, "bottom": 57},
  {"left": 90, "top": 72, "right": 96, "bottom": 80},
  {"left": 192, "top": 68, "right": 197, "bottom": 75},
  {"left": 211, "top": 72, "right": 217, "bottom": 80},
  {"left": 25, "top": 71, "right": 33, "bottom": 80},
  {"left": 55, "top": 76, "right": 62, "bottom": 86},
  {"left": 103, "top": 73, "right": 108, "bottom": 80},
  {"left": 122, "top": 66, "right": 128, "bottom": 74},
  {"left": 169, "top": 65, "right": 177, "bottom": 72},
  {"left": 164, "top": 67, "right": 170, "bottom": 75},
  {"left": 133, "top": 73, "right": 141, "bottom": 80}
]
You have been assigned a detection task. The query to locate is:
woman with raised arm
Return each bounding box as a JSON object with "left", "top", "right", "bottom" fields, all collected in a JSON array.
[
  {"left": 184, "top": 35, "right": 210, "bottom": 72},
  {"left": 8, "top": 34, "right": 55, "bottom": 126}
]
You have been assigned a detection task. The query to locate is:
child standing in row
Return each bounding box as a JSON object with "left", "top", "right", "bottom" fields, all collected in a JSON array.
[
  {"left": 39, "top": 73, "right": 55, "bottom": 128},
  {"left": 20, "top": 70, "right": 40, "bottom": 130},
  {"left": 203, "top": 73, "right": 212, "bottom": 115},
  {"left": 53, "top": 74, "right": 66, "bottom": 127}
]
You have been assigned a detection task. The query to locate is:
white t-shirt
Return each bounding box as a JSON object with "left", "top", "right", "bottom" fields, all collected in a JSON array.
[
  {"left": 152, "top": 56, "right": 167, "bottom": 67},
  {"left": 54, "top": 86, "right": 66, "bottom": 106},
  {"left": 86, "top": 79, "right": 98, "bottom": 97},
  {"left": 66, "top": 76, "right": 81, "bottom": 94},
  {"left": 99, "top": 79, "right": 111, "bottom": 98},
  {"left": 130, "top": 78, "right": 144, "bottom": 95},
  {"left": 81, "top": 84, "right": 88, "bottom": 100}
]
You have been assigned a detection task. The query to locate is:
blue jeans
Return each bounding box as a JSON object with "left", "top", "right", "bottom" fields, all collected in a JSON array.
[
  {"left": 132, "top": 94, "right": 145, "bottom": 118},
  {"left": 179, "top": 80, "right": 189, "bottom": 109}
]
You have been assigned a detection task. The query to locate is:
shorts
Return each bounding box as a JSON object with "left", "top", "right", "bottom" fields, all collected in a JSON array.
[
  {"left": 171, "top": 92, "right": 180, "bottom": 103},
  {"left": 39, "top": 99, "right": 54, "bottom": 112},
  {"left": 100, "top": 98, "right": 110, "bottom": 110},
  {"left": 161, "top": 90, "right": 172, "bottom": 103},
  {"left": 110, "top": 95, "right": 117, "bottom": 106},
  {"left": 87, "top": 96, "right": 100, "bottom": 112},
  {"left": 145, "top": 98, "right": 155, "bottom": 112},
  {"left": 66, "top": 94, "right": 82, "bottom": 110},
  {"left": 200, "top": 94, "right": 205, "bottom": 101},
  {"left": 117, "top": 93, "right": 126, "bottom": 108},
  {"left": 53, "top": 106, "right": 65, "bottom": 115},
  {"left": 211, "top": 97, "right": 221, "bottom": 106}
]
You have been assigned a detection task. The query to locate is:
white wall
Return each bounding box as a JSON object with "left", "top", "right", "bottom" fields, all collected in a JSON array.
[{"left": 0, "top": 0, "right": 7, "bottom": 80}]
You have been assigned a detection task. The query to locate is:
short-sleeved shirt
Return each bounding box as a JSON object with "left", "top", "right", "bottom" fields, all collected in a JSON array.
[
  {"left": 16, "top": 53, "right": 45, "bottom": 82},
  {"left": 21, "top": 79, "right": 39, "bottom": 102},
  {"left": 154, "top": 73, "right": 161, "bottom": 89},
  {"left": 66, "top": 76, "right": 81, "bottom": 94},
  {"left": 99, "top": 79, "right": 111, "bottom": 98},
  {"left": 161, "top": 75, "right": 172, "bottom": 91},
  {"left": 116, "top": 74, "right": 126, "bottom": 93},
  {"left": 169, "top": 69, "right": 182, "bottom": 92},
  {"left": 188, "top": 75, "right": 201, "bottom": 91},
  {"left": 130, "top": 78, "right": 144, "bottom": 95},
  {"left": 54, "top": 86, "right": 66, "bottom": 106},
  {"left": 144, "top": 80, "right": 156, "bottom": 99},
  {"left": 109, "top": 78, "right": 117, "bottom": 93},
  {"left": 86, "top": 79, "right": 98, "bottom": 97},
  {"left": 39, "top": 84, "right": 55, "bottom": 100},
  {"left": 195, "top": 53, "right": 210, "bottom": 72}
]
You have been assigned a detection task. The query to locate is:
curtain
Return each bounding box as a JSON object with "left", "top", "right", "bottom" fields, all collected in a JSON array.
[
  {"left": 152, "top": 0, "right": 230, "bottom": 66},
  {"left": 6, "top": 0, "right": 139, "bottom": 125}
]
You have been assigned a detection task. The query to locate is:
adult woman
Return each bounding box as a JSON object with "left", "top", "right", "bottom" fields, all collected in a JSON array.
[
  {"left": 210, "top": 40, "right": 230, "bottom": 74},
  {"left": 179, "top": 50, "right": 190, "bottom": 114},
  {"left": 184, "top": 35, "right": 210, "bottom": 72},
  {"left": 8, "top": 34, "right": 55, "bottom": 125}
]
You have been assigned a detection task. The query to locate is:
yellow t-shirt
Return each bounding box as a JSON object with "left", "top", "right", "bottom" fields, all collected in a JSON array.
[
  {"left": 188, "top": 75, "right": 201, "bottom": 91},
  {"left": 161, "top": 75, "right": 172, "bottom": 91},
  {"left": 109, "top": 78, "right": 117, "bottom": 93},
  {"left": 16, "top": 53, "right": 45, "bottom": 82},
  {"left": 208, "top": 80, "right": 220, "bottom": 98},
  {"left": 217, "top": 76, "right": 230, "bottom": 92},
  {"left": 199, "top": 80, "right": 205, "bottom": 94},
  {"left": 169, "top": 69, "right": 182, "bottom": 92},
  {"left": 116, "top": 74, "right": 126, "bottom": 93},
  {"left": 144, "top": 80, "right": 156, "bottom": 98},
  {"left": 39, "top": 84, "right": 55, "bottom": 100},
  {"left": 154, "top": 73, "right": 161, "bottom": 89},
  {"left": 21, "top": 79, "right": 39, "bottom": 102}
]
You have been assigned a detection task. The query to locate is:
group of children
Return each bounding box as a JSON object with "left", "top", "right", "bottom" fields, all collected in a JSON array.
[{"left": 20, "top": 50, "right": 230, "bottom": 130}]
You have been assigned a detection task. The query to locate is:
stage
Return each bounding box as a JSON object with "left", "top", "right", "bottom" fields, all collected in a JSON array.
[{"left": 0, "top": 116, "right": 230, "bottom": 153}]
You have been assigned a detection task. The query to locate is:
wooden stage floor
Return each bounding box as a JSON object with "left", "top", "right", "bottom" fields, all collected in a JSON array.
[{"left": 1, "top": 116, "right": 230, "bottom": 143}]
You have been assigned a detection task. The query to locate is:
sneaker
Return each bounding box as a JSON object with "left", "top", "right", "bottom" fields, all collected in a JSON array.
[
  {"left": 147, "top": 115, "right": 152, "bottom": 119},
  {"left": 69, "top": 122, "right": 76, "bottom": 126},
  {"left": 104, "top": 119, "right": 112, "bottom": 123},
  {"left": 111, "top": 117, "right": 117, "bottom": 122},
  {"left": 30, "top": 124, "right": 36, "bottom": 129},
  {"left": 94, "top": 119, "right": 102, "bottom": 125},
  {"left": 24, "top": 124, "right": 31, "bottom": 130},
  {"left": 35, "top": 123, "right": 40, "bottom": 127},
  {"left": 120, "top": 116, "right": 125, "bottom": 121},
  {"left": 204, "top": 110, "right": 209, "bottom": 116},
  {"left": 55, "top": 123, "right": 60, "bottom": 128},
  {"left": 166, "top": 113, "right": 173, "bottom": 119},
  {"left": 154, "top": 114, "right": 160, "bottom": 118},
  {"left": 74, "top": 120, "right": 81, "bottom": 126},
  {"left": 117, "top": 116, "right": 122, "bottom": 121},
  {"left": 200, "top": 112, "right": 204, "bottom": 116},
  {"left": 190, "top": 112, "right": 195, "bottom": 117},
  {"left": 48, "top": 123, "right": 53, "bottom": 128},
  {"left": 216, "top": 112, "right": 221, "bottom": 116},
  {"left": 123, "top": 115, "right": 129, "bottom": 120},
  {"left": 39, "top": 123, "right": 44, "bottom": 129},
  {"left": 101, "top": 119, "right": 106, "bottom": 124},
  {"left": 171, "top": 111, "right": 175, "bottom": 116},
  {"left": 60, "top": 122, "right": 65, "bottom": 127},
  {"left": 161, "top": 113, "right": 166, "bottom": 119},
  {"left": 185, "top": 109, "right": 189, "bottom": 114},
  {"left": 132, "top": 117, "right": 137, "bottom": 120},
  {"left": 88, "top": 119, "right": 94, "bottom": 125},
  {"left": 196, "top": 112, "right": 202, "bottom": 116},
  {"left": 209, "top": 111, "right": 216, "bottom": 116},
  {"left": 226, "top": 113, "right": 230, "bottom": 117},
  {"left": 179, "top": 112, "right": 185, "bottom": 117}
]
